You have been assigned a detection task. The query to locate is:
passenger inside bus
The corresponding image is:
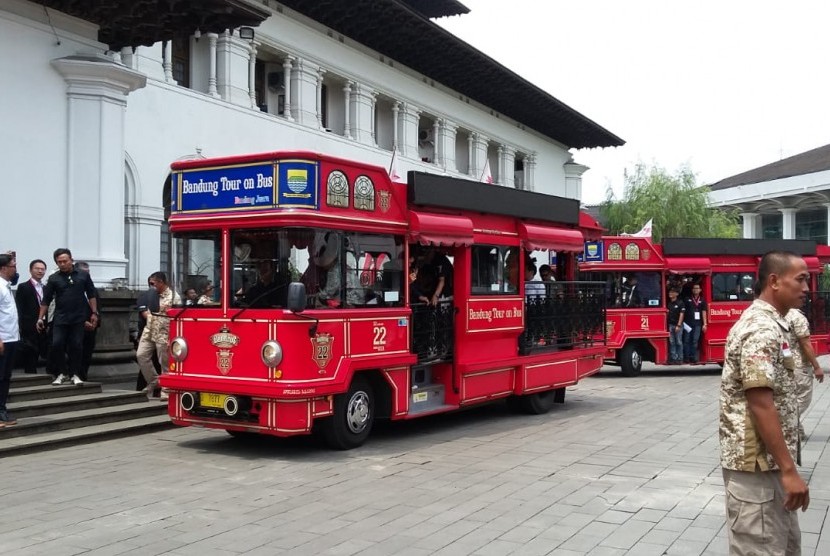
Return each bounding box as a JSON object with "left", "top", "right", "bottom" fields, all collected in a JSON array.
[
  {"left": 313, "top": 231, "right": 364, "bottom": 307},
  {"left": 244, "top": 259, "right": 289, "bottom": 308},
  {"left": 525, "top": 258, "right": 545, "bottom": 300},
  {"left": 621, "top": 274, "right": 642, "bottom": 307}
]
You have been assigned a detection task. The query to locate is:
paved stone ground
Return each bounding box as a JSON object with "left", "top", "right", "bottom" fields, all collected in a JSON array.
[{"left": 2, "top": 361, "right": 829, "bottom": 556}]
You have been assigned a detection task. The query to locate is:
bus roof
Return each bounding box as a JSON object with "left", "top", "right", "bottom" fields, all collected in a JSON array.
[
  {"left": 662, "top": 238, "right": 817, "bottom": 257},
  {"left": 408, "top": 171, "right": 580, "bottom": 226}
]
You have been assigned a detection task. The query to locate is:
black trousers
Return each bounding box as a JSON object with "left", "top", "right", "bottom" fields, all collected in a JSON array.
[
  {"left": 0, "top": 341, "right": 18, "bottom": 411},
  {"left": 18, "top": 332, "right": 44, "bottom": 374},
  {"left": 49, "top": 323, "right": 85, "bottom": 377}
]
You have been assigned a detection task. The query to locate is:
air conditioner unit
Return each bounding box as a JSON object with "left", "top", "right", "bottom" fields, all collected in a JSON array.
[
  {"left": 267, "top": 71, "right": 284, "bottom": 92},
  {"left": 418, "top": 128, "right": 434, "bottom": 145}
]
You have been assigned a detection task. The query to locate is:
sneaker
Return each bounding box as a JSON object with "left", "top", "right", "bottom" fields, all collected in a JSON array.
[
  {"left": 71, "top": 375, "right": 83, "bottom": 385},
  {"left": 0, "top": 411, "right": 17, "bottom": 426},
  {"left": 52, "top": 374, "right": 67, "bottom": 386}
]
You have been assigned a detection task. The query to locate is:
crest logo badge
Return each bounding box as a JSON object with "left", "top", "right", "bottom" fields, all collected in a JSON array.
[
  {"left": 210, "top": 326, "right": 239, "bottom": 375},
  {"left": 216, "top": 350, "right": 234, "bottom": 375},
  {"left": 378, "top": 190, "right": 391, "bottom": 213},
  {"left": 311, "top": 332, "right": 334, "bottom": 369}
]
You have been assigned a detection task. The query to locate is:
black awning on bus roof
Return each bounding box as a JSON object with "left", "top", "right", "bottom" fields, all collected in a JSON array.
[
  {"left": 519, "top": 223, "right": 584, "bottom": 252},
  {"left": 666, "top": 257, "right": 711, "bottom": 274},
  {"left": 408, "top": 210, "right": 474, "bottom": 246}
]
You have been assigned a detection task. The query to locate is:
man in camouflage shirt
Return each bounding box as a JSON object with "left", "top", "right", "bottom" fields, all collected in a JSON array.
[
  {"left": 720, "top": 251, "right": 810, "bottom": 555},
  {"left": 136, "top": 271, "right": 180, "bottom": 400}
]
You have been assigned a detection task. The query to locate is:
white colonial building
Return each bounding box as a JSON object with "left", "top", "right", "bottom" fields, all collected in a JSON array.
[
  {"left": 708, "top": 143, "right": 830, "bottom": 244},
  {"left": 1, "top": 0, "right": 622, "bottom": 289}
]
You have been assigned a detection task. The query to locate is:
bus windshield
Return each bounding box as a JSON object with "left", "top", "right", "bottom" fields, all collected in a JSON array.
[{"left": 230, "top": 227, "right": 404, "bottom": 309}]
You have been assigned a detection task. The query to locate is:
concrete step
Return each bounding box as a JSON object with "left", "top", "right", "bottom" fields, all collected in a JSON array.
[
  {"left": 9, "top": 382, "right": 104, "bottom": 402},
  {"left": 10, "top": 374, "right": 55, "bottom": 387},
  {"left": 0, "top": 401, "right": 169, "bottom": 439},
  {"left": 8, "top": 390, "right": 149, "bottom": 418},
  {"left": 0, "top": 415, "right": 173, "bottom": 457}
]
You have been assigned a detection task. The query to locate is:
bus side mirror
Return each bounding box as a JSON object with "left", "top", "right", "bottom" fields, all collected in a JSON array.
[{"left": 287, "top": 282, "right": 306, "bottom": 313}]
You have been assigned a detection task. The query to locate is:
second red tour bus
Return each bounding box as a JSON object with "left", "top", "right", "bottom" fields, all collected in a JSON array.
[
  {"left": 160, "top": 151, "right": 607, "bottom": 448},
  {"left": 578, "top": 236, "right": 830, "bottom": 375}
]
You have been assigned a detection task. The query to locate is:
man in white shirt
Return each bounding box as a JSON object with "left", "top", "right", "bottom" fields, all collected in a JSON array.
[{"left": 0, "top": 253, "right": 21, "bottom": 427}]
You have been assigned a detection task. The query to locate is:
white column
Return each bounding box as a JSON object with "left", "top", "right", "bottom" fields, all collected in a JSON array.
[
  {"left": 51, "top": 55, "right": 147, "bottom": 284},
  {"left": 526, "top": 153, "right": 537, "bottom": 190},
  {"left": 432, "top": 119, "right": 441, "bottom": 166},
  {"left": 739, "top": 212, "right": 760, "bottom": 239},
  {"left": 162, "top": 40, "right": 173, "bottom": 83},
  {"left": 441, "top": 119, "right": 457, "bottom": 172},
  {"left": 473, "top": 134, "right": 489, "bottom": 180},
  {"left": 392, "top": 101, "right": 400, "bottom": 150},
  {"left": 564, "top": 161, "right": 589, "bottom": 199},
  {"left": 125, "top": 204, "right": 165, "bottom": 288},
  {"left": 370, "top": 90, "right": 378, "bottom": 146},
  {"left": 120, "top": 47, "right": 134, "bottom": 69},
  {"left": 467, "top": 133, "right": 475, "bottom": 177},
  {"left": 292, "top": 58, "right": 320, "bottom": 127},
  {"left": 348, "top": 83, "right": 375, "bottom": 145},
  {"left": 342, "top": 82, "right": 352, "bottom": 139},
  {"left": 398, "top": 102, "right": 420, "bottom": 158},
  {"left": 248, "top": 42, "right": 257, "bottom": 108},
  {"left": 316, "top": 68, "right": 326, "bottom": 130},
  {"left": 207, "top": 33, "right": 219, "bottom": 97},
  {"left": 780, "top": 208, "right": 797, "bottom": 239},
  {"left": 282, "top": 57, "right": 294, "bottom": 121},
  {"left": 824, "top": 203, "right": 830, "bottom": 245},
  {"left": 500, "top": 145, "right": 515, "bottom": 188}
]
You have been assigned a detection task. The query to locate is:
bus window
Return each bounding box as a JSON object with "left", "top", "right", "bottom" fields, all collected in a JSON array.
[
  {"left": 172, "top": 231, "right": 221, "bottom": 307},
  {"left": 345, "top": 232, "right": 404, "bottom": 307},
  {"left": 577, "top": 270, "right": 662, "bottom": 308},
  {"left": 470, "top": 245, "right": 519, "bottom": 295},
  {"left": 712, "top": 272, "right": 755, "bottom": 301}
]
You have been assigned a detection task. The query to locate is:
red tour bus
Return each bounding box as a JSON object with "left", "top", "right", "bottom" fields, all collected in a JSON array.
[
  {"left": 578, "top": 236, "right": 830, "bottom": 376},
  {"left": 160, "top": 151, "right": 607, "bottom": 448}
]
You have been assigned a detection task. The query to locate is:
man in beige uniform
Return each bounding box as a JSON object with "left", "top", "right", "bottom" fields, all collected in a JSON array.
[
  {"left": 785, "top": 307, "right": 825, "bottom": 441},
  {"left": 720, "top": 251, "right": 810, "bottom": 555}
]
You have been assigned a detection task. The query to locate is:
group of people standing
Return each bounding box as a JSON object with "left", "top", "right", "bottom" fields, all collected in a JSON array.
[
  {"left": 666, "top": 283, "right": 708, "bottom": 364},
  {"left": 0, "top": 248, "right": 100, "bottom": 428}
]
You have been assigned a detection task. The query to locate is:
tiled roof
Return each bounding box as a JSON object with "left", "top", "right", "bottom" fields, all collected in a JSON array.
[{"left": 709, "top": 143, "right": 830, "bottom": 191}]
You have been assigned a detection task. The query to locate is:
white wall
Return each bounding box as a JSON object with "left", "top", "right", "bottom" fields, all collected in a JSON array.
[{"left": 3, "top": 0, "right": 594, "bottom": 287}]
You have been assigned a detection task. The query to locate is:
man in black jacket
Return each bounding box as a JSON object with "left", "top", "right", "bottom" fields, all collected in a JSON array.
[
  {"left": 37, "top": 248, "right": 98, "bottom": 385},
  {"left": 15, "top": 259, "right": 47, "bottom": 374}
]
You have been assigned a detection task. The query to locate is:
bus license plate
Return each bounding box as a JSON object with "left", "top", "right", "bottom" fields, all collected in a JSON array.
[{"left": 200, "top": 393, "right": 227, "bottom": 409}]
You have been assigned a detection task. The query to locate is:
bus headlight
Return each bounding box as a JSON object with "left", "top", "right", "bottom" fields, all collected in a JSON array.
[
  {"left": 170, "top": 337, "right": 188, "bottom": 362},
  {"left": 261, "top": 340, "right": 283, "bottom": 367}
]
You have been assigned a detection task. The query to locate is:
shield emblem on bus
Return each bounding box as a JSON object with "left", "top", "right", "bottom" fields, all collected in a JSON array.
[
  {"left": 378, "top": 189, "right": 391, "bottom": 213},
  {"left": 311, "top": 332, "right": 334, "bottom": 369},
  {"left": 216, "top": 349, "right": 234, "bottom": 375},
  {"left": 211, "top": 326, "right": 240, "bottom": 375}
]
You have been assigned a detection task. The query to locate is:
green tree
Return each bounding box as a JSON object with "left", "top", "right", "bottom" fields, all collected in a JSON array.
[{"left": 599, "top": 163, "right": 740, "bottom": 243}]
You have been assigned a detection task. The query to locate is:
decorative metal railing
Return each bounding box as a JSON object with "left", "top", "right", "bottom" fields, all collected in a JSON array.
[
  {"left": 519, "top": 281, "right": 607, "bottom": 355},
  {"left": 411, "top": 299, "right": 455, "bottom": 362}
]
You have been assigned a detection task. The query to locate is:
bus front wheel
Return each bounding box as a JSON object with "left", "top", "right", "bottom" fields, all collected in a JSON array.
[
  {"left": 323, "top": 375, "right": 374, "bottom": 450},
  {"left": 620, "top": 343, "right": 643, "bottom": 377}
]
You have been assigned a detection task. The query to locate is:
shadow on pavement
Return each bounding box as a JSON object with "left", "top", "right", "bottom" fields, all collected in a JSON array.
[{"left": 171, "top": 391, "right": 635, "bottom": 461}]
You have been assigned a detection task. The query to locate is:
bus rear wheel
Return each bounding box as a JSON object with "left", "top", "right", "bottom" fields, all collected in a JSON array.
[
  {"left": 323, "top": 375, "right": 374, "bottom": 450},
  {"left": 620, "top": 343, "right": 643, "bottom": 376},
  {"left": 507, "top": 388, "right": 564, "bottom": 415}
]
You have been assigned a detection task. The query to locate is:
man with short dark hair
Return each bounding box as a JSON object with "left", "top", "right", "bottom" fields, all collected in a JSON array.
[
  {"left": 37, "top": 248, "right": 98, "bottom": 386},
  {"left": 136, "top": 272, "right": 180, "bottom": 400},
  {"left": 683, "top": 283, "right": 707, "bottom": 363},
  {"left": 0, "top": 253, "right": 20, "bottom": 426},
  {"left": 666, "top": 288, "right": 685, "bottom": 364},
  {"left": 720, "top": 250, "right": 810, "bottom": 554},
  {"left": 15, "top": 259, "right": 47, "bottom": 374}
]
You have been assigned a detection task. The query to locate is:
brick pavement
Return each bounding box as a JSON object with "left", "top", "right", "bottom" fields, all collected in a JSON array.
[{"left": 1, "top": 361, "right": 829, "bottom": 556}]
